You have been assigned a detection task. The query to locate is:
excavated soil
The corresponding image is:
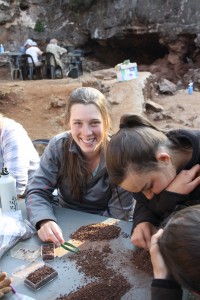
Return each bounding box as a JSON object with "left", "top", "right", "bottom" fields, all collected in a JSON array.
[{"left": 56, "top": 223, "right": 131, "bottom": 300}]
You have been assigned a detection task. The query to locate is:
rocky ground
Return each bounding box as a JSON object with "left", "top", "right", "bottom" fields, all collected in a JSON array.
[{"left": 0, "top": 70, "right": 199, "bottom": 142}]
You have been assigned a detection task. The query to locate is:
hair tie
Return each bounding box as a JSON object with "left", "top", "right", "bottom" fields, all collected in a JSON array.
[{"left": 119, "top": 123, "right": 127, "bottom": 129}]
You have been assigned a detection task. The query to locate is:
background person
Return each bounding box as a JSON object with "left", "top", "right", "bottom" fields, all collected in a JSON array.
[
  {"left": 150, "top": 205, "right": 200, "bottom": 300},
  {"left": 19, "top": 38, "right": 34, "bottom": 54},
  {"left": 25, "top": 41, "right": 43, "bottom": 66},
  {"left": 106, "top": 113, "right": 200, "bottom": 250},
  {"left": 25, "top": 87, "right": 135, "bottom": 246},
  {"left": 0, "top": 113, "right": 40, "bottom": 196},
  {"left": 0, "top": 272, "right": 12, "bottom": 298},
  {"left": 46, "top": 38, "right": 67, "bottom": 70}
]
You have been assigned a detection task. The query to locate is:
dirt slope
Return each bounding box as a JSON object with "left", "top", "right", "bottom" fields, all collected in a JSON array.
[{"left": 0, "top": 77, "right": 199, "bottom": 141}]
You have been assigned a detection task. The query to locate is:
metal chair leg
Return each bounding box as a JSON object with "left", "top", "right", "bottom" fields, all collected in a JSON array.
[
  {"left": 51, "top": 66, "right": 55, "bottom": 79},
  {"left": 29, "top": 67, "right": 33, "bottom": 80}
]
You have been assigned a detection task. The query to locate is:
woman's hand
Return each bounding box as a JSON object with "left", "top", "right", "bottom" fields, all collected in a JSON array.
[
  {"left": 0, "top": 272, "right": 12, "bottom": 298},
  {"left": 131, "top": 222, "right": 158, "bottom": 250},
  {"left": 38, "top": 220, "right": 65, "bottom": 247},
  {"left": 166, "top": 164, "right": 200, "bottom": 195},
  {"left": 150, "top": 229, "right": 169, "bottom": 279}
]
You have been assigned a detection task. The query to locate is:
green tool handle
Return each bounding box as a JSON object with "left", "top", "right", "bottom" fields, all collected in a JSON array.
[{"left": 61, "top": 242, "right": 79, "bottom": 253}]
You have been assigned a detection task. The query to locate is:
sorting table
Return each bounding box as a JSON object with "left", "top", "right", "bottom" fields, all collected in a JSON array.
[{"left": 1, "top": 200, "right": 153, "bottom": 300}]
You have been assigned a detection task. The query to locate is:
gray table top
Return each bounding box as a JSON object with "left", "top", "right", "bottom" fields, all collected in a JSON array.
[
  {"left": 1, "top": 200, "right": 153, "bottom": 300},
  {"left": 0, "top": 52, "right": 22, "bottom": 56},
  {"left": 66, "top": 53, "right": 82, "bottom": 57}
]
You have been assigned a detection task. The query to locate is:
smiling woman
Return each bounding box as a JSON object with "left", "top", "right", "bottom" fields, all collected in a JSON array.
[
  {"left": 69, "top": 103, "right": 104, "bottom": 157},
  {"left": 25, "top": 87, "right": 135, "bottom": 247}
]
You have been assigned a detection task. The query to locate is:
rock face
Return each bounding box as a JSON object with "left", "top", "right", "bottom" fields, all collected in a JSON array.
[{"left": 1, "top": 0, "right": 200, "bottom": 85}]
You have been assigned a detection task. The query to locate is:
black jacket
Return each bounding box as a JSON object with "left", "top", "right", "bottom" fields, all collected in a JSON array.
[
  {"left": 151, "top": 279, "right": 183, "bottom": 300},
  {"left": 132, "top": 129, "right": 200, "bottom": 230}
]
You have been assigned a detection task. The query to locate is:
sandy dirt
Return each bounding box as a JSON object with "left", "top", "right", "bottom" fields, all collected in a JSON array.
[
  {"left": 146, "top": 90, "right": 200, "bottom": 130},
  {"left": 0, "top": 79, "right": 81, "bottom": 140},
  {"left": 0, "top": 76, "right": 199, "bottom": 141}
]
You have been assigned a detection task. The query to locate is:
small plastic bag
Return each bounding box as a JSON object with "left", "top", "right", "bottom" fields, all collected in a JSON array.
[{"left": 0, "top": 210, "right": 36, "bottom": 258}]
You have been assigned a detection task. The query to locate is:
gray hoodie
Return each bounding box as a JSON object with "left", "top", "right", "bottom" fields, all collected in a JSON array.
[{"left": 25, "top": 131, "right": 134, "bottom": 229}]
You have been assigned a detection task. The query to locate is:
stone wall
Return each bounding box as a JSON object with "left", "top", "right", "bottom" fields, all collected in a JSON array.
[{"left": 0, "top": 0, "right": 200, "bottom": 85}]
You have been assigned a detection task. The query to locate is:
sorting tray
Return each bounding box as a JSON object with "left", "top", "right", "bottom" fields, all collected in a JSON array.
[
  {"left": 24, "top": 262, "right": 58, "bottom": 290},
  {"left": 10, "top": 242, "right": 40, "bottom": 261},
  {"left": 41, "top": 243, "right": 55, "bottom": 261}
]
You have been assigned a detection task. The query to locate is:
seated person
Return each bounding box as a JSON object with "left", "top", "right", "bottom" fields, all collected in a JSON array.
[
  {"left": 46, "top": 38, "right": 67, "bottom": 70},
  {"left": 0, "top": 113, "right": 40, "bottom": 196},
  {"left": 25, "top": 87, "right": 135, "bottom": 247},
  {"left": 150, "top": 205, "right": 200, "bottom": 300},
  {"left": 25, "top": 41, "right": 43, "bottom": 67},
  {"left": 19, "top": 38, "right": 34, "bottom": 54},
  {"left": 0, "top": 272, "right": 12, "bottom": 298}
]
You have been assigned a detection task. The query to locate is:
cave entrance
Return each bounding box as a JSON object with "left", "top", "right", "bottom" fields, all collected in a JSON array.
[{"left": 84, "top": 33, "right": 168, "bottom": 67}]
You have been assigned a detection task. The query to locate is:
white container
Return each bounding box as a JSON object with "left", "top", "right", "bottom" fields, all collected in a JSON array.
[
  {"left": 0, "top": 168, "right": 18, "bottom": 211},
  {"left": 115, "top": 61, "right": 138, "bottom": 81}
]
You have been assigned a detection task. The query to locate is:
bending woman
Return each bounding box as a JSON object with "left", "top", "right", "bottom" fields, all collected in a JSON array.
[
  {"left": 106, "top": 113, "right": 200, "bottom": 250},
  {"left": 26, "top": 87, "right": 134, "bottom": 246},
  {"left": 150, "top": 205, "right": 200, "bottom": 300}
]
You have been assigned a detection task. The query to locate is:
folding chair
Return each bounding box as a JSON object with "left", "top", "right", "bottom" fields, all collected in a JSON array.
[
  {"left": 0, "top": 53, "right": 22, "bottom": 80},
  {"left": 20, "top": 54, "right": 43, "bottom": 80},
  {"left": 62, "top": 49, "right": 84, "bottom": 78},
  {"left": 32, "top": 139, "right": 49, "bottom": 157},
  {"left": 9, "top": 55, "right": 23, "bottom": 80},
  {"left": 42, "top": 52, "right": 63, "bottom": 79}
]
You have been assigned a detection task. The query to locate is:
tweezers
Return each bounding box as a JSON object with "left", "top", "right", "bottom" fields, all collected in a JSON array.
[{"left": 61, "top": 242, "right": 79, "bottom": 253}]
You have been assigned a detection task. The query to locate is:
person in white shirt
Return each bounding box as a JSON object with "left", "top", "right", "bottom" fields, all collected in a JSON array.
[
  {"left": 19, "top": 38, "right": 34, "bottom": 54},
  {"left": 0, "top": 113, "right": 40, "bottom": 196},
  {"left": 25, "top": 41, "right": 43, "bottom": 66}
]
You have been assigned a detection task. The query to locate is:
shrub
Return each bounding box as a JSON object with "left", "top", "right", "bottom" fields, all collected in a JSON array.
[{"left": 34, "top": 20, "right": 45, "bottom": 32}]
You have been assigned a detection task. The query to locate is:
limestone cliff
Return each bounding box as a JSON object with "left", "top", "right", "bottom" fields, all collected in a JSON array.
[{"left": 0, "top": 0, "right": 200, "bottom": 84}]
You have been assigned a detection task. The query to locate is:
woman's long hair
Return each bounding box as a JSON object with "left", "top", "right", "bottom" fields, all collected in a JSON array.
[
  {"left": 106, "top": 113, "right": 190, "bottom": 185},
  {"left": 106, "top": 114, "right": 168, "bottom": 185},
  {"left": 159, "top": 205, "right": 200, "bottom": 293},
  {"left": 58, "top": 87, "right": 110, "bottom": 199}
]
